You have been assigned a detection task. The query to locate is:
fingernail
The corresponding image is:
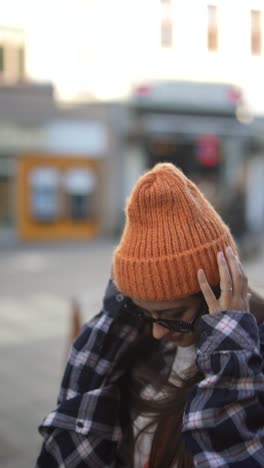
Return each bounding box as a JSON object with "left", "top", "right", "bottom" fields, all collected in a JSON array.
[
  {"left": 198, "top": 269, "right": 205, "bottom": 276},
  {"left": 217, "top": 251, "right": 224, "bottom": 260},
  {"left": 226, "top": 246, "right": 233, "bottom": 254}
]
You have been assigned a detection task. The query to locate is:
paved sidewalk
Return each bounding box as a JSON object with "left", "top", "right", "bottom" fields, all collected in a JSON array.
[{"left": 0, "top": 239, "right": 116, "bottom": 468}]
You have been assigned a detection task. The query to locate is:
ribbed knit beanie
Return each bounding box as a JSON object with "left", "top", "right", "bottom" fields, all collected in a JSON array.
[{"left": 113, "top": 163, "right": 238, "bottom": 301}]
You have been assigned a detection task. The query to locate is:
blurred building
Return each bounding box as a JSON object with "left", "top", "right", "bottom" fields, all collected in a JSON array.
[
  {"left": 1, "top": 1, "right": 264, "bottom": 241},
  {"left": 123, "top": 80, "right": 264, "bottom": 239},
  {"left": 0, "top": 84, "right": 127, "bottom": 241},
  {"left": 1, "top": 1, "right": 264, "bottom": 112}
]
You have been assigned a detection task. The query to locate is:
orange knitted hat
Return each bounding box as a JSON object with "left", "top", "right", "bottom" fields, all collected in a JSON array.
[{"left": 113, "top": 163, "right": 238, "bottom": 301}]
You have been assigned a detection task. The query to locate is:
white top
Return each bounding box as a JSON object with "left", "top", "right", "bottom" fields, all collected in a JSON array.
[{"left": 133, "top": 344, "right": 197, "bottom": 468}]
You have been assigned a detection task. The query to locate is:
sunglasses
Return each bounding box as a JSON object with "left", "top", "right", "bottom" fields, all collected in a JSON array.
[{"left": 126, "top": 299, "right": 201, "bottom": 334}]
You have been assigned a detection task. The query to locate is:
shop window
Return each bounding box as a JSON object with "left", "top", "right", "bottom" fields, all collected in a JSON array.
[
  {"left": 18, "top": 46, "right": 25, "bottom": 79},
  {"left": 196, "top": 134, "right": 221, "bottom": 169},
  {"left": 64, "top": 169, "right": 97, "bottom": 221},
  {"left": 147, "top": 139, "right": 197, "bottom": 177},
  {"left": 30, "top": 168, "right": 61, "bottom": 222},
  {"left": 0, "top": 42, "right": 26, "bottom": 81},
  {"left": 0, "top": 176, "right": 9, "bottom": 223},
  {"left": 161, "top": 19, "right": 173, "bottom": 47},
  {"left": 251, "top": 10, "right": 262, "bottom": 55},
  {"left": 0, "top": 46, "right": 4, "bottom": 73},
  {"left": 207, "top": 5, "right": 218, "bottom": 51}
]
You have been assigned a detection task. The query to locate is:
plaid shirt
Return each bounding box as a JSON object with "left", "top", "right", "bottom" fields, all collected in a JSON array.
[{"left": 36, "top": 280, "right": 264, "bottom": 467}]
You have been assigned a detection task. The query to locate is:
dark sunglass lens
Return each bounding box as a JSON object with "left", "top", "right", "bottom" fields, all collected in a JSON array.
[
  {"left": 158, "top": 320, "right": 193, "bottom": 334},
  {"left": 171, "top": 325, "right": 192, "bottom": 333}
]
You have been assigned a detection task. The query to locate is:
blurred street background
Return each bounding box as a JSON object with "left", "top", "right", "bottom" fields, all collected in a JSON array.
[
  {"left": 0, "top": 239, "right": 116, "bottom": 468},
  {"left": 1, "top": 0, "right": 264, "bottom": 467}
]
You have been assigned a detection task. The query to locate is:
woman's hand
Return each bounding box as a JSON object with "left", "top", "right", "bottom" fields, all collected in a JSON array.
[{"left": 197, "top": 246, "right": 250, "bottom": 314}]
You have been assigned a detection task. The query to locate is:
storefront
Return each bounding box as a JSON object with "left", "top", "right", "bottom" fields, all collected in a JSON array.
[
  {"left": 0, "top": 114, "right": 109, "bottom": 241},
  {"left": 0, "top": 155, "right": 13, "bottom": 225},
  {"left": 17, "top": 154, "right": 100, "bottom": 241},
  {"left": 126, "top": 81, "right": 257, "bottom": 237}
]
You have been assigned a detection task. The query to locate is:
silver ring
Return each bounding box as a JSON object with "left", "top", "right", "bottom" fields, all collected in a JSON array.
[{"left": 221, "top": 287, "right": 233, "bottom": 292}]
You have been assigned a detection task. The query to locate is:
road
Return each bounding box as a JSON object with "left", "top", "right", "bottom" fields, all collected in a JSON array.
[
  {"left": 0, "top": 238, "right": 264, "bottom": 468},
  {"left": 0, "top": 239, "right": 116, "bottom": 468}
]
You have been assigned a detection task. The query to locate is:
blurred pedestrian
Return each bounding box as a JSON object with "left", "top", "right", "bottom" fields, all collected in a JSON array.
[{"left": 36, "top": 163, "right": 264, "bottom": 468}]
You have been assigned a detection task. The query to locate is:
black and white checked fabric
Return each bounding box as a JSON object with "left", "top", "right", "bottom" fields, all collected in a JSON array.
[
  {"left": 36, "top": 280, "right": 264, "bottom": 467},
  {"left": 183, "top": 311, "right": 264, "bottom": 467},
  {"left": 36, "top": 279, "right": 144, "bottom": 467}
]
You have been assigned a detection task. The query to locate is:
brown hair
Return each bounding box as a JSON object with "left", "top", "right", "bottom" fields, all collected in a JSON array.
[{"left": 117, "top": 288, "right": 264, "bottom": 468}]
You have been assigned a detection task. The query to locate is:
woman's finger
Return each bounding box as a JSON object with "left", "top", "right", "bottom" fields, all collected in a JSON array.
[
  {"left": 235, "top": 255, "right": 249, "bottom": 298},
  {"left": 217, "top": 251, "right": 233, "bottom": 303},
  {"left": 225, "top": 246, "right": 244, "bottom": 295},
  {"left": 197, "top": 269, "right": 219, "bottom": 313}
]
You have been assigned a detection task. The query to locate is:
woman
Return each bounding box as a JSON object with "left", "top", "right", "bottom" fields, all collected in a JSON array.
[{"left": 36, "top": 163, "right": 264, "bottom": 467}]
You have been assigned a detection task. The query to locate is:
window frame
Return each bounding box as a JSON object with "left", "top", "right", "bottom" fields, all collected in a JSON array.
[
  {"left": 207, "top": 4, "right": 219, "bottom": 52},
  {"left": 0, "top": 45, "right": 5, "bottom": 73},
  {"left": 161, "top": 18, "right": 173, "bottom": 48},
  {"left": 251, "top": 9, "right": 262, "bottom": 56}
]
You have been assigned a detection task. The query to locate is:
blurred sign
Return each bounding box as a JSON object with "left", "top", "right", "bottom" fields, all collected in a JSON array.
[
  {"left": 0, "top": 121, "right": 107, "bottom": 156},
  {"left": 196, "top": 134, "right": 221, "bottom": 167},
  {"left": 133, "top": 81, "right": 243, "bottom": 114},
  {"left": 141, "top": 113, "right": 252, "bottom": 137},
  {"left": 46, "top": 121, "right": 107, "bottom": 155}
]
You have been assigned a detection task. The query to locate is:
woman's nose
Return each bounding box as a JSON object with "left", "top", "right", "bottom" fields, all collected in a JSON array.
[{"left": 152, "top": 322, "right": 170, "bottom": 340}]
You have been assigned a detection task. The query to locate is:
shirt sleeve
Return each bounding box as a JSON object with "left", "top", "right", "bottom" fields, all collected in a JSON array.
[
  {"left": 35, "top": 279, "right": 143, "bottom": 468},
  {"left": 183, "top": 311, "right": 264, "bottom": 467},
  {"left": 36, "top": 427, "right": 119, "bottom": 468}
]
